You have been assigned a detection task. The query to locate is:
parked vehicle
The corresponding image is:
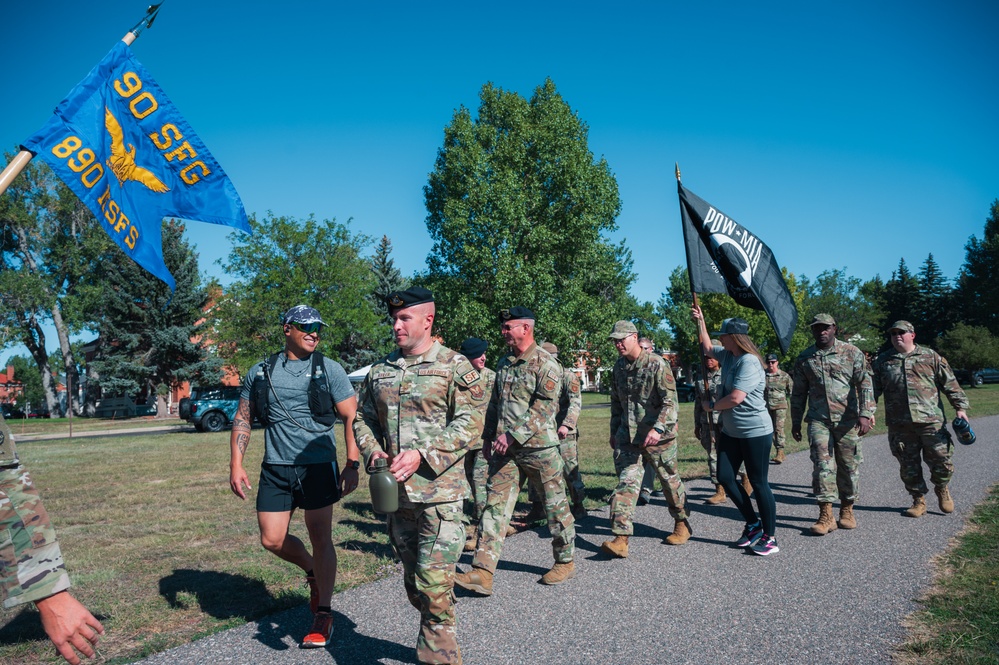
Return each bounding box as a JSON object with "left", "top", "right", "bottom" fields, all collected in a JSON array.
[
  {"left": 954, "top": 368, "right": 999, "bottom": 387},
  {"left": 1, "top": 404, "right": 26, "bottom": 419},
  {"left": 182, "top": 385, "right": 242, "bottom": 432},
  {"left": 676, "top": 383, "right": 696, "bottom": 403}
]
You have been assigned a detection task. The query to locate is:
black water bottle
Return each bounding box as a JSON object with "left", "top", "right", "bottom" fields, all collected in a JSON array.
[
  {"left": 369, "top": 457, "right": 399, "bottom": 513},
  {"left": 952, "top": 417, "right": 976, "bottom": 445}
]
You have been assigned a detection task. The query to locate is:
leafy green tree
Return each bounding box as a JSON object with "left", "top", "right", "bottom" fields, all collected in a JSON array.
[
  {"left": 362, "top": 235, "right": 408, "bottom": 363},
  {"left": 0, "top": 157, "right": 111, "bottom": 415},
  {"left": 914, "top": 253, "right": 952, "bottom": 349},
  {"left": 937, "top": 323, "right": 999, "bottom": 386},
  {"left": 955, "top": 199, "right": 999, "bottom": 335},
  {"left": 88, "top": 220, "right": 222, "bottom": 416},
  {"left": 6, "top": 355, "right": 44, "bottom": 411},
  {"left": 658, "top": 266, "right": 699, "bottom": 372},
  {"left": 214, "top": 213, "right": 382, "bottom": 373},
  {"left": 422, "top": 79, "right": 628, "bottom": 370}
]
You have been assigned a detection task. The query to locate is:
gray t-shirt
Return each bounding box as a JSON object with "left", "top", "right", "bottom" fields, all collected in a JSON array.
[
  {"left": 713, "top": 346, "right": 773, "bottom": 438},
  {"left": 241, "top": 353, "right": 355, "bottom": 465}
]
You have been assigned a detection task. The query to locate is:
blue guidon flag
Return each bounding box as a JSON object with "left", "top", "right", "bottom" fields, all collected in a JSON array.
[
  {"left": 678, "top": 182, "right": 798, "bottom": 354},
  {"left": 22, "top": 41, "right": 250, "bottom": 291}
]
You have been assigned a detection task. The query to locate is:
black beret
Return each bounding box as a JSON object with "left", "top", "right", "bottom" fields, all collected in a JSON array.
[
  {"left": 499, "top": 306, "right": 535, "bottom": 322},
  {"left": 459, "top": 337, "right": 488, "bottom": 359},
  {"left": 384, "top": 286, "right": 434, "bottom": 310}
]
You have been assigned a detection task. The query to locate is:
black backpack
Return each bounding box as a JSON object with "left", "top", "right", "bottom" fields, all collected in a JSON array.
[{"left": 251, "top": 351, "right": 337, "bottom": 428}]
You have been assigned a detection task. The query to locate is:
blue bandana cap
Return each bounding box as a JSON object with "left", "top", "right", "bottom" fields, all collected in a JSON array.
[{"left": 282, "top": 305, "right": 327, "bottom": 326}]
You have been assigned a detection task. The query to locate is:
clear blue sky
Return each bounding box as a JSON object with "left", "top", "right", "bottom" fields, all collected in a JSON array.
[{"left": 2, "top": 0, "right": 997, "bottom": 365}]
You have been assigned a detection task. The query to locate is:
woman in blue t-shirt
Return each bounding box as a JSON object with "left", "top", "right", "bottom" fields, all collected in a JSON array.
[{"left": 692, "top": 306, "right": 778, "bottom": 556}]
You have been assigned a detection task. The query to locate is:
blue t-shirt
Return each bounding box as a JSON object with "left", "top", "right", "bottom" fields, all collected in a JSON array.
[
  {"left": 713, "top": 346, "right": 773, "bottom": 438},
  {"left": 241, "top": 353, "right": 355, "bottom": 465}
]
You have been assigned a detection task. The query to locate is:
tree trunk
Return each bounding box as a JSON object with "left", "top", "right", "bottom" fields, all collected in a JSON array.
[
  {"left": 17, "top": 313, "right": 60, "bottom": 415},
  {"left": 51, "top": 301, "right": 81, "bottom": 416}
]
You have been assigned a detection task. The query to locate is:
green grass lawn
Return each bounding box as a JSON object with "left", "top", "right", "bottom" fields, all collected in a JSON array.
[{"left": 1, "top": 385, "right": 997, "bottom": 663}]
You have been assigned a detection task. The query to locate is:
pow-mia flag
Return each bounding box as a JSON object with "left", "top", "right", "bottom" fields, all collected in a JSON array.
[
  {"left": 678, "top": 182, "right": 797, "bottom": 354},
  {"left": 22, "top": 42, "right": 250, "bottom": 291}
]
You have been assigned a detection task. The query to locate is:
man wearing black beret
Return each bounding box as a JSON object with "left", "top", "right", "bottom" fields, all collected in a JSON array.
[{"left": 458, "top": 337, "right": 495, "bottom": 551}]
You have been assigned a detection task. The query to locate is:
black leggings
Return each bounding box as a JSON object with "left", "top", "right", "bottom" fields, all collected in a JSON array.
[{"left": 717, "top": 430, "right": 777, "bottom": 537}]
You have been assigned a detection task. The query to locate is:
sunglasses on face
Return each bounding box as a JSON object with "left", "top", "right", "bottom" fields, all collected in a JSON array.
[{"left": 289, "top": 322, "right": 323, "bottom": 334}]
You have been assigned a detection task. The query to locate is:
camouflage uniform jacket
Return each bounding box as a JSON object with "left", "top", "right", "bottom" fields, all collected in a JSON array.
[
  {"left": 693, "top": 368, "right": 722, "bottom": 426},
  {"left": 484, "top": 342, "right": 562, "bottom": 449},
  {"left": 555, "top": 368, "right": 582, "bottom": 432},
  {"left": 468, "top": 366, "right": 496, "bottom": 451},
  {"left": 0, "top": 413, "right": 71, "bottom": 608},
  {"left": 354, "top": 341, "right": 487, "bottom": 504},
  {"left": 765, "top": 369, "right": 794, "bottom": 409},
  {"left": 872, "top": 344, "right": 969, "bottom": 427},
  {"left": 610, "top": 349, "right": 678, "bottom": 446},
  {"left": 790, "top": 339, "right": 875, "bottom": 427}
]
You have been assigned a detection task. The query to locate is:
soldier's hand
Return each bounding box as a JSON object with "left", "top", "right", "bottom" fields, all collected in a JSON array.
[
  {"left": 340, "top": 467, "right": 359, "bottom": 496},
  {"left": 35, "top": 591, "right": 104, "bottom": 665},
  {"left": 390, "top": 450, "right": 422, "bottom": 482},
  {"left": 857, "top": 416, "right": 873, "bottom": 436},
  {"left": 643, "top": 429, "right": 662, "bottom": 447},
  {"left": 956, "top": 409, "right": 968, "bottom": 422},
  {"left": 557, "top": 425, "right": 569, "bottom": 440},
  {"left": 493, "top": 433, "right": 511, "bottom": 456},
  {"left": 229, "top": 466, "right": 250, "bottom": 500},
  {"left": 792, "top": 426, "right": 802, "bottom": 442}
]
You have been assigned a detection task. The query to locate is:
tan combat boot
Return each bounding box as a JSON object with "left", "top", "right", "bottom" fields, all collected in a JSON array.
[
  {"left": 665, "top": 519, "right": 693, "bottom": 545},
  {"left": 810, "top": 501, "right": 838, "bottom": 535},
  {"left": 454, "top": 567, "right": 493, "bottom": 596},
  {"left": 463, "top": 525, "right": 477, "bottom": 552},
  {"left": 904, "top": 495, "right": 926, "bottom": 518},
  {"left": 540, "top": 561, "right": 575, "bottom": 585},
  {"left": 705, "top": 484, "right": 727, "bottom": 505},
  {"left": 600, "top": 535, "right": 629, "bottom": 558},
  {"left": 740, "top": 474, "right": 754, "bottom": 497},
  {"left": 936, "top": 486, "right": 955, "bottom": 513},
  {"left": 838, "top": 501, "right": 857, "bottom": 529},
  {"left": 773, "top": 449, "right": 785, "bottom": 464}
]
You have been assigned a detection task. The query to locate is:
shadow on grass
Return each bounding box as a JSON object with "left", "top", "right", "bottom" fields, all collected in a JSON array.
[{"left": 159, "top": 569, "right": 299, "bottom": 622}]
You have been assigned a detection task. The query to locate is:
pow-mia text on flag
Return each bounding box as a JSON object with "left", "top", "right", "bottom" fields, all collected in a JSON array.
[
  {"left": 21, "top": 41, "right": 249, "bottom": 291},
  {"left": 678, "top": 181, "right": 798, "bottom": 353}
]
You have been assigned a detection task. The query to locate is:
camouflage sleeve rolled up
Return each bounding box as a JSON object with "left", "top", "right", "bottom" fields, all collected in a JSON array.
[
  {"left": 558, "top": 371, "right": 582, "bottom": 431},
  {"left": 0, "top": 464, "right": 72, "bottom": 609}
]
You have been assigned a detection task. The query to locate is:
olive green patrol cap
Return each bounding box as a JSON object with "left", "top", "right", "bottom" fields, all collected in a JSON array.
[
  {"left": 541, "top": 342, "right": 558, "bottom": 356},
  {"left": 887, "top": 320, "right": 915, "bottom": 333},
  {"left": 608, "top": 320, "right": 638, "bottom": 340},
  {"left": 808, "top": 313, "right": 836, "bottom": 327}
]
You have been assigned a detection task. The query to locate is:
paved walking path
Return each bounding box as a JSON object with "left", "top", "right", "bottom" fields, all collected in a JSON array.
[{"left": 138, "top": 415, "right": 999, "bottom": 665}]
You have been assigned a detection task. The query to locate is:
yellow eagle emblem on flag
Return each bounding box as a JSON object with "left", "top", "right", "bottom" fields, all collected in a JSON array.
[{"left": 104, "top": 107, "right": 169, "bottom": 193}]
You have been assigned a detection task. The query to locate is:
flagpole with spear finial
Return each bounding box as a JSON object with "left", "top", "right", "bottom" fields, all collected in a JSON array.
[
  {"left": 0, "top": 3, "right": 164, "bottom": 197},
  {"left": 677, "top": 161, "right": 722, "bottom": 481}
]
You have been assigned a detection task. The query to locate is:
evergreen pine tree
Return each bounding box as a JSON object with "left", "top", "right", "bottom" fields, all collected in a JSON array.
[
  {"left": 915, "top": 253, "right": 952, "bottom": 348},
  {"left": 955, "top": 199, "right": 999, "bottom": 335}
]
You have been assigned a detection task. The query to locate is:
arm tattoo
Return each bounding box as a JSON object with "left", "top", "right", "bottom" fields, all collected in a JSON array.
[{"left": 236, "top": 432, "right": 250, "bottom": 456}]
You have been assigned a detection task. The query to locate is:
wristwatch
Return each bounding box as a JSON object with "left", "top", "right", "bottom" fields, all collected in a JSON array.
[{"left": 346, "top": 459, "right": 360, "bottom": 470}]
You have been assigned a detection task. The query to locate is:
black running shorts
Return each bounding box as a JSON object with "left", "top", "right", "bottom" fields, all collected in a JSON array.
[{"left": 256, "top": 461, "right": 340, "bottom": 512}]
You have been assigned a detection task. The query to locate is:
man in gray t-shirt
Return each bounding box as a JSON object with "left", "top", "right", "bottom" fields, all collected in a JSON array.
[{"left": 229, "top": 305, "right": 358, "bottom": 648}]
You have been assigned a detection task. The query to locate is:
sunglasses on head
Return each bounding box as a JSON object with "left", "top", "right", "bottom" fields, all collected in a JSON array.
[{"left": 289, "top": 322, "right": 323, "bottom": 334}]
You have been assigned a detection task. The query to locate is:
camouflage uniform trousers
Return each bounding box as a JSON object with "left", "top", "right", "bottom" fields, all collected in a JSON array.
[
  {"left": 388, "top": 498, "right": 465, "bottom": 665},
  {"left": 0, "top": 465, "right": 71, "bottom": 609},
  {"left": 527, "top": 433, "right": 586, "bottom": 508},
  {"left": 887, "top": 423, "right": 954, "bottom": 496},
  {"left": 472, "top": 445, "right": 575, "bottom": 573},
  {"left": 808, "top": 420, "right": 864, "bottom": 504},
  {"left": 462, "top": 449, "right": 488, "bottom": 525},
  {"left": 769, "top": 408, "right": 787, "bottom": 450},
  {"left": 697, "top": 423, "right": 718, "bottom": 484},
  {"left": 610, "top": 440, "right": 688, "bottom": 535}
]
